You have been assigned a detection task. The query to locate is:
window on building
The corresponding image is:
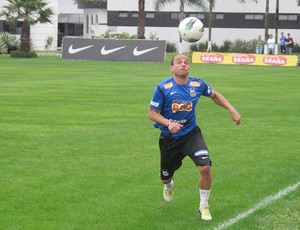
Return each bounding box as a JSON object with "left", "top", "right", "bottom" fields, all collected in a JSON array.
[
  {"left": 189, "top": 13, "right": 205, "bottom": 19},
  {"left": 96, "top": 15, "right": 98, "bottom": 24},
  {"left": 171, "top": 12, "right": 186, "bottom": 19},
  {"left": 288, "top": 15, "right": 297, "bottom": 20},
  {"left": 279, "top": 14, "right": 297, "bottom": 21},
  {"left": 171, "top": 12, "right": 179, "bottom": 19},
  {"left": 216, "top": 14, "right": 224, "bottom": 20},
  {"left": 3, "top": 21, "right": 23, "bottom": 35},
  {"left": 119, "top": 12, "right": 128, "bottom": 17},
  {"left": 132, "top": 12, "right": 138, "bottom": 18},
  {"left": 86, "top": 15, "right": 89, "bottom": 33},
  {"left": 245, "top": 14, "right": 263, "bottom": 20},
  {"left": 91, "top": 14, "right": 94, "bottom": 25},
  {"left": 146, "top": 12, "right": 155, "bottom": 18}
]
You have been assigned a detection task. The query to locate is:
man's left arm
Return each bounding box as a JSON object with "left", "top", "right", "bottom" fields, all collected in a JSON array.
[{"left": 210, "top": 90, "right": 241, "bottom": 125}]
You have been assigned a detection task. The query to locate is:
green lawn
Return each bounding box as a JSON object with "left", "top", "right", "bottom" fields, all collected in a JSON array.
[{"left": 0, "top": 54, "right": 299, "bottom": 229}]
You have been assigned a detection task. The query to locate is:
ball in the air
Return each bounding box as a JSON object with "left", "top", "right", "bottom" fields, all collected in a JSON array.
[{"left": 178, "top": 17, "right": 205, "bottom": 43}]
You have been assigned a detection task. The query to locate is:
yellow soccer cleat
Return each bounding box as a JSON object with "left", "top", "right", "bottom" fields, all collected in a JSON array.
[
  {"left": 199, "top": 205, "right": 212, "bottom": 220},
  {"left": 163, "top": 186, "right": 174, "bottom": 202}
]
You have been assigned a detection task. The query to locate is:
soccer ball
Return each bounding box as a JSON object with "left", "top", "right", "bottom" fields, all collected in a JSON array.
[{"left": 178, "top": 17, "right": 205, "bottom": 43}]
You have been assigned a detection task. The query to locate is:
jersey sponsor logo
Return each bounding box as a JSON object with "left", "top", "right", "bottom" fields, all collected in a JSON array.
[
  {"left": 68, "top": 44, "right": 94, "bottom": 54},
  {"left": 133, "top": 46, "right": 158, "bottom": 56},
  {"left": 169, "top": 119, "right": 187, "bottom": 124},
  {"left": 172, "top": 102, "right": 192, "bottom": 113},
  {"left": 150, "top": 100, "right": 159, "bottom": 107},
  {"left": 190, "top": 81, "right": 201, "bottom": 87},
  {"left": 100, "top": 45, "right": 126, "bottom": 55},
  {"left": 163, "top": 82, "right": 173, "bottom": 89}
]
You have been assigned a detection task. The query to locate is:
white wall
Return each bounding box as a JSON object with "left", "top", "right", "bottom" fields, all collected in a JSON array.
[
  {"left": 108, "top": 0, "right": 300, "bottom": 13},
  {"left": 58, "top": 0, "right": 83, "bottom": 14},
  {"left": 31, "top": 1, "right": 58, "bottom": 51},
  {"left": 85, "top": 9, "right": 107, "bottom": 38}
]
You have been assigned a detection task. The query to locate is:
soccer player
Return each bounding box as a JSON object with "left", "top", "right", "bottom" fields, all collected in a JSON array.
[{"left": 148, "top": 54, "right": 241, "bottom": 221}]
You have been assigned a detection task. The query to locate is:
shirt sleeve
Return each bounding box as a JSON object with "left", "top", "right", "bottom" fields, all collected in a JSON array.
[
  {"left": 202, "top": 81, "right": 213, "bottom": 97},
  {"left": 149, "top": 85, "right": 165, "bottom": 111}
]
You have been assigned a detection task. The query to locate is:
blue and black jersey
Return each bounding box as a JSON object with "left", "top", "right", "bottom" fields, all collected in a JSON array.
[{"left": 149, "top": 77, "right": 212, "bottom": 139}]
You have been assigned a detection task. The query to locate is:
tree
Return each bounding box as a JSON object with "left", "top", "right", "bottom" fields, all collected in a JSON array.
[
  {"left": 154, "top": 0, "right": 207, "bottom": 53},
  {"left": 138, "top": 0, "right": 146, "bottom": 39},
  {"left": 206, "top": 0, "right": 257, "bottom": 51},
  {"left": 274, "top": 0, "right": 279, "bottom": 54},
  {"left": 206, "top": 0, "right": 214, "bottom": 51},
  {"left": 0, "top": 0, "right": 54, "bottom": 52},
  {"left": 263, "top": 0, "right": 270, "bottom": 54}
]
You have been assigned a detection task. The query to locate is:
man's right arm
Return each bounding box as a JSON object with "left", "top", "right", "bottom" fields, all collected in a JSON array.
[{"left": 148, "top": 108, "right": 183, "bottom": 133}]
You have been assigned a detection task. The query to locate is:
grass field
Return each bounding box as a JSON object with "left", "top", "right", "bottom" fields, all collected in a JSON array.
[{"left": 0, "top": 53, "right": 299, "bottom": 230}]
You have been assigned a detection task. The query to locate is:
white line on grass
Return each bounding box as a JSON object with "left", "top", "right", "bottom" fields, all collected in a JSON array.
[{"left": 213, "top": 181, "right": 300, "bottom": 230}]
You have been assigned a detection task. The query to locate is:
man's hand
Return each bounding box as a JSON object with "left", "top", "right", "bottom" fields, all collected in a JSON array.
[
  {"left": 168, "top": 122, "right": 184, "bottom": 134},
  {"left": 230, "top": 110, "right": 241, "bottom": 125}
]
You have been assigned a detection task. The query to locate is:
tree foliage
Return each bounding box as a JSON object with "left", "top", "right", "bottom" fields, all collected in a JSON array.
[
  {"left": 0, "top": 32, "right": 20, "bottom": 54},
  {"left": 0, "top": 0, "right": 54, "bottom": 53}
]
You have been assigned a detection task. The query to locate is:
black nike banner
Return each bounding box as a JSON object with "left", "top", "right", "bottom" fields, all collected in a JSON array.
[{"left": 61, "top": 37, "right": 166, "bottom": 62}]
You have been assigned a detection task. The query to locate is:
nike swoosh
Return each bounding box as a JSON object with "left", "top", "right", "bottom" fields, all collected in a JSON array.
[
  {"left": 202, "top": 156, "right": 209, "bottom": 159},
  {"left": 68, "top": 44, "right": 94, "bottom": 54},
  {"left": 101, "top": 46, "right": 126, "bottom": 55},
  {"left": 170, "top": 92, "right": 177, "bottom": 95},
  {"left": 133, "top": 47, "right": 158, "bottom": 56}
]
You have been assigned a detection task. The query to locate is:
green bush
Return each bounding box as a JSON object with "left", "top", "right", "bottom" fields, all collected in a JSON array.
[
  {"left": 229, "top": 39, "right": 248, "bottom": 53},
  {"left": 293, "top": 43, "right": 300, "bottom": 53},
  {"left": 219, "top": 40, "right": 232, "bottom": 52},
  {"left": 190, "top": 41, "right": 220, "bottom": 52},
  {"left": 245, "top": 39, "right": 257, "bottom": 53},
  {"left": 0, "top": 32, "right": 20, "bottom": 54},
  {"left": 190, "top": 41, "right": 208, "bottom": 52},
  {"left": 189, "top": 39, "right": 267, "bottom": 53},
  {"left": 98, "top": 30, "right": 137, "bottom": 40},
  {"left": 0, "top": 40, "right": 8, "bottom": 54},
  {"left": 211, "top": 43, "right": 220, "bottom": 52},
  {"left": 10, "top": 50, "right": 37, "bottom": 58},
  {"left": 166, "top": 42, "right": 177, "bottom": 53}
]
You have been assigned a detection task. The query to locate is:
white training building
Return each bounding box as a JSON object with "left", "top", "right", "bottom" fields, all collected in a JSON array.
[{"left": 0, "top": 0, "right": 299, "bottom": 52}]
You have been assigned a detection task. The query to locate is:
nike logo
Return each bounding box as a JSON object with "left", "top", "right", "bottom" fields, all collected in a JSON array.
[
  {"left": 170, "top": 92, "right": 177, "bottom": 95},
  {"left": 68, "top": 44, "right": 94, "bottom": 54},
  {"left": 101, "top": 45, "right": 126, "bottom": 55},
  {"left": 202, "top": 156, "right": 209, "bottom": 159},
  {"left": 133, "top": 47, "right": 158, "bottom": 56}
]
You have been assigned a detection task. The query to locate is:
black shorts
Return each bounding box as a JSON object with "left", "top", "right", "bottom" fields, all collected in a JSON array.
[{"left": 159, "top": 126, "right": 212, "bottom": 180}]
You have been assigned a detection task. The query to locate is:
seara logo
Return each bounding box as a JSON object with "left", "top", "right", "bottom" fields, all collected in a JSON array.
[
  {"left": 263, "top": 55, "right": 287, "bottom": 66},
  {"left": 200, "top": 53, "right": 224, "bottom": 64},
  {"left": 232, "top": 54, "right": 256, "bottom": 65}
]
